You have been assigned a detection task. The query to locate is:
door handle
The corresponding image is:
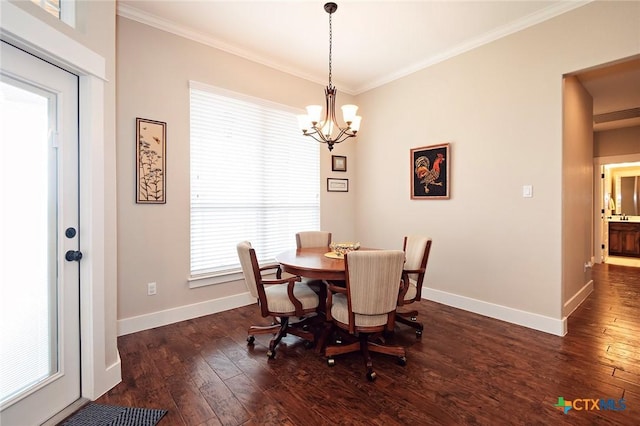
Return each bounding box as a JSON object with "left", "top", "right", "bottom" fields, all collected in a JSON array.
[{"left": 65, "top": 250, "right": 83, "bottom": 262}]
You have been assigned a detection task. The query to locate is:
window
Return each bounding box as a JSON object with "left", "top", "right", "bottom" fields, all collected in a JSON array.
[
  {"left": 189, "top": 82, "right": 320, "bottom": 285},
  {"left": 31, "top": 0, "right": 60, "bottom": 18},
  {"left": 31, "top": 0, "right": 75, "bottom": 26}
]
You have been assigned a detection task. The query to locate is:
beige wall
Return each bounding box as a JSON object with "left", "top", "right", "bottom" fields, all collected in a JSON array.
[
  {"left": 76, "top": 0, "right": 119, "bottom": 376},
  {"left": 355, "top": 0, "right": 639, "bottom": 329},
  {"left": 562, "top": 76, "right": 593, "bottom": 311},
  {"left": 116, "top": 17, "right": 357, "bottom": 323},
  {"left": 115, "top": 1, "right": 639, "bottom": 335},
  {"left": 595, "top": 126, "right": 640, "bottom": 157}
]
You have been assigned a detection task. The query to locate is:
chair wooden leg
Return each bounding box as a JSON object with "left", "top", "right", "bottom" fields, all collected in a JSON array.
[
  {"left": 249, "top": 315, "right": 317, "bottom": 358},
  {"left": 325, "top": 338, "right": 360, "bottom": 358},
  {"left": 266, "top": 317, "right": 290, "bottom": 358},
  {"left": 396, "top": 310, "right": 424, "bottom": 337},
  {"left": 368, "top": 340, "right": 406, "bottom": 358},
  {"left": 315, "top": 322, "right": 334, "bottom": 354},
  {"left": 286, "top": 327, "right": 315, "bottom": 348},
  {"left": 247, "top": 322, "right": 281, "bottom": 345},
  {"left": 324, "top": 330, "right": 407, "bottom": 380}
]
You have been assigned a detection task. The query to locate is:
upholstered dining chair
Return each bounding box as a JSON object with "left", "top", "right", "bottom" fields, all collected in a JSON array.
[
  {"left": 397, "top": 236, "right": 432, "bottom": 337},
  {"left": 324, "top": 250, "right": 407, "bottom": 381},
  {"left": 236, "top": 241, "right": 319, "bottom": 359},
  {"left": 293, "top": 230, "right": 333, "bottom": 291},
  {"left": 296, "top": 231, "right": 332, "bottom": 249}
]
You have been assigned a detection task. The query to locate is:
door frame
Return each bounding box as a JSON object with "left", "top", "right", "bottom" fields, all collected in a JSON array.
[{"left": 1, "top": 1, "right": 120, "bottom": 406}]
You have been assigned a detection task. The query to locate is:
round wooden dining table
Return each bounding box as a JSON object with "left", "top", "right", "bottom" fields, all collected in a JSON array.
[{"left": 275, "top": 247, "right": 347, "bottom": 281}]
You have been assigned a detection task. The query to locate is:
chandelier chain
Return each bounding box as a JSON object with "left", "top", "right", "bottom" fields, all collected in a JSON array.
[{"left": 328, "top": 10, "right": 332, "bottom": 88}]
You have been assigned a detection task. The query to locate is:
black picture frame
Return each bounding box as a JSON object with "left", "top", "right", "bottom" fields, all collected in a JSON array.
[
  {"left": 410, "top": 143, "right": 450, "bottom": 199},
  {"left": 332, "top": 155, "right": 347, "bottom": 172},
  {"left": 327, "top": 178, "right": 349, "bottom": 192}
]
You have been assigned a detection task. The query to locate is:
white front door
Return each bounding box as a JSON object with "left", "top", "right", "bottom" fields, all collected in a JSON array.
[{"left": 0, "top": 41, "right": 81, "bottom": 425}]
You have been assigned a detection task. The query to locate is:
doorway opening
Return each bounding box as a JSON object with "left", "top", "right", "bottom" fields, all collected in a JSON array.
[{"left": 596, "top": 159, "right": 640, "bottom": 268}]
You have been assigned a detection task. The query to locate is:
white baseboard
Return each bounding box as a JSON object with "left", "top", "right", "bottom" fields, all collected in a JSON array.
[
  {"left": 117, "top": 292, "right": 254, "bottom": 336},
  {"left": 422, "top": 287, "right": 567, "bottom": 336},
  {"left": 118, "top": 288, "right": 571, "bottom": 338},
  {"left": 563, "top": 279, "right": 594, "bottom": 318},
  {"left": 98, "top": 355, "right": 122, "bottom": 398}
]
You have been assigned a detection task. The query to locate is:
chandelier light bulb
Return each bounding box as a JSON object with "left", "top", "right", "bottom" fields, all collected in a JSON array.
[
  {"left": 341, "top": 104, "right": 358, "bottom": 124},
  {"left": 305, "top": 105, "right": 322, "bottom": 125},
  {"left": 350, "top": 116, "right": 362, "bottom": 132},
  {"left": 297, "top": 115, "right": 311, "bottom": 132}
]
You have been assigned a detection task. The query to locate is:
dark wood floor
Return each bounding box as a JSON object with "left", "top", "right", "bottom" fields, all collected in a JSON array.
[{"left": 92, "top": 263, "right": 640, "bottom": 425}]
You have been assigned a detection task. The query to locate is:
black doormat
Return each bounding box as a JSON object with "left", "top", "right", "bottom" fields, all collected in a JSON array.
[{"left": 60, "top": 403, "right": 167, "bottom": 426}]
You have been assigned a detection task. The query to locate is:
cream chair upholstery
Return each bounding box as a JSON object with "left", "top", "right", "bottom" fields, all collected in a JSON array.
[
  {"left": 397, "top": 236, "right": 432, "bottom": 337},
  {"left": 296, "top": 231, "right": 332, "bottom": 249},
  {"left": 237, "top": 241, "right": 319, "bottom": 359},
  {"left": 324, "top": 250, "right": 406, "bottom": 381},
  {"left": 293, "top": 231, "right": 333, "bottom": 291}
]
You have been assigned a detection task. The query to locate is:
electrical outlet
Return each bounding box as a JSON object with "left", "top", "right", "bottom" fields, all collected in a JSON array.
[{"left": 147, "top": 282, "right": 157, "bottom": 295}]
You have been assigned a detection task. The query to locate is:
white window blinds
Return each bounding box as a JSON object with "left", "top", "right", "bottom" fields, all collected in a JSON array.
[{"left": 190, "top": 82, "right": 320, "bottom": 278}]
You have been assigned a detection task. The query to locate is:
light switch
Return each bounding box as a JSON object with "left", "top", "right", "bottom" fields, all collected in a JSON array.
[{"left": 523, "top": 185, "right": 533, "bottom": 198}]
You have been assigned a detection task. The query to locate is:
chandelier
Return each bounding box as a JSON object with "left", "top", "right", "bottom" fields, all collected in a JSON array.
[{"left": 297, "top": 2, "right": 361, "bottom": 151}]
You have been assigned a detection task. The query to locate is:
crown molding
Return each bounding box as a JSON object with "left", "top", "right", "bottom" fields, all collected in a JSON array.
[
  {"left": 354, "top": 0, "right": 592, "bottom": 94},
  {"left": 116, "top": 3, "right": 340, "bottom": 92},
  {"left": 118, "top": 1, "right": 591, "bottom": 96}
]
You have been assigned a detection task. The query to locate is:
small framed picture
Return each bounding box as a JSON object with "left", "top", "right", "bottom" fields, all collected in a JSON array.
[
  {"left": 327, "top": 178, "right": 349, "bottom": 192},
  {"left": 332, "top": 155, "right": 347, "bottom": 172},
  {"left": 410, "top": 143, "right": 450, "bottom": 199},
  {"left": 136, "top": 117, "right": 167, "bottom": 204}
]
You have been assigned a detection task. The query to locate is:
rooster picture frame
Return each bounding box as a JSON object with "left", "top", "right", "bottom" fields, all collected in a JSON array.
[{"left": 410, "top": 143, "right": 450, "bottom": 199}]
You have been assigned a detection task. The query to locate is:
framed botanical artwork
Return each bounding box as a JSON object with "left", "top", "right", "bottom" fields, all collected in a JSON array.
[
  {"left": 327, "top": 178, "right": 349, "bottom": 192},
  {"left": 136, "top": 117, "right": 166, "bottom": 204},
  {"left": 332, "top": 155, "right": 347, "bottom": 172},
  {"left": 410, "top": 143, "right": 450, "bottom": 199}
]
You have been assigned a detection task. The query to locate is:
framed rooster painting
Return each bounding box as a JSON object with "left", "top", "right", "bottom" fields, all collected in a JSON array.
[{"left": 410, "top": 143, "right": 450, "bottom": 199}]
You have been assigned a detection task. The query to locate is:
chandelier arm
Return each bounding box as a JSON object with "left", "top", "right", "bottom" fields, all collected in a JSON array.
[
  {"left": 333, "top": 131, "right": 356, "bottom": 145},
  {"left": 303, "top": 131, "right": 330, "bottom": 145},
  {"left": 308, "top": 126, "right": 330, "bottom": 143}
]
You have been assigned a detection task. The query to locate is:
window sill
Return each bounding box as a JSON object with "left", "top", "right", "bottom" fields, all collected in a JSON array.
[
  {"left": 188, "top": 262, "right": 281, "bottom": 289},
  {"left": 188, "top": 270, "right": 244, "bottom": 289}
]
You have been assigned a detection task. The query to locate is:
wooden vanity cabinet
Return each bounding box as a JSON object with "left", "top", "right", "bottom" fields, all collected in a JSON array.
[{"left": 608, "top": 222, "right": 640, "bottom": 258}]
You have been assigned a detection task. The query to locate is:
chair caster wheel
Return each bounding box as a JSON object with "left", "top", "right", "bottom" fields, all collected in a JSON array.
[
  {"left": 366, "top": 371, "right": 377, "bottom": 382},
  {"left": 267, "top": 349, "right": 275, "bottom": 359},
  {"left": 247, "top": 336, "right": 255, "bottom": 345},
  {"left": 397, "top": 356, "right": 407, "bottom": 366},
  {"left": 304, "top": 340, "right": 314, "bottom": 349},
  {"left": 327, "top": 358, "right": 335, "bottom": 367},
  {"left": 415, "top": 329, "right": 422, "bottom": 338}
]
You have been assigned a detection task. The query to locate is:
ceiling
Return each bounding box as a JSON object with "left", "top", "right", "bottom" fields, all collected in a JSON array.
[
  {"left": 577, "top": 58, "right": 640, "bottom": 131},
  {"left": 118, "top": 0, "right": 640, "bottom": 129}
]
